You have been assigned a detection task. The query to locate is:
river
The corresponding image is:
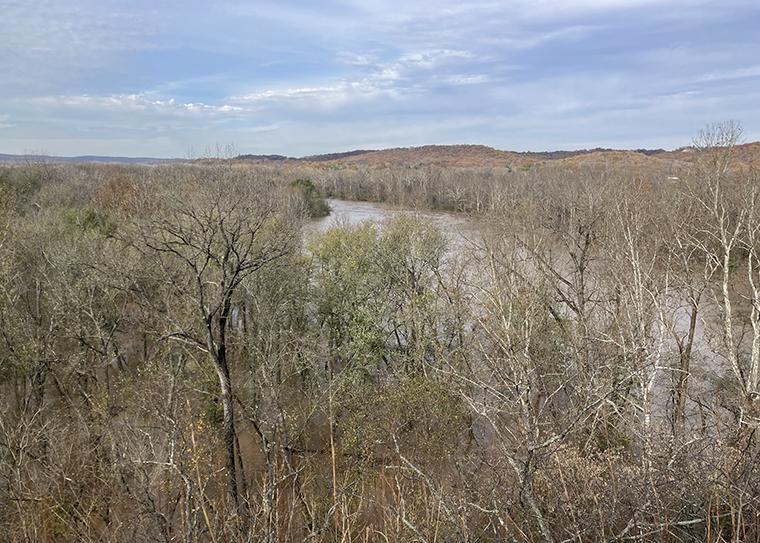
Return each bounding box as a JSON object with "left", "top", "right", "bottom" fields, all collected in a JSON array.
[
  {"left": 309, "top": 198, "right": 476, "bottom": 248},
  {"left": 308, "top": 198, "right": 723, "bottom": 431}
]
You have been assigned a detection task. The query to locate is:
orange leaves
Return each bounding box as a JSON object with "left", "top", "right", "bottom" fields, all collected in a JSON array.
[{"left": 93, "top": 172, "right": 160, "bottom": 216}]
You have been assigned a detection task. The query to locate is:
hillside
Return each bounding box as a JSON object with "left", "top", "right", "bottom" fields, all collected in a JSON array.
[
  {"left": 0, "top": 153, "right": 183, "bottom": 164},
  {"left": 236, "top": 142, "right": 759, "bottom": 171},
  {"left": 4, "top": 142, "right": 759, "bottom": 170}
]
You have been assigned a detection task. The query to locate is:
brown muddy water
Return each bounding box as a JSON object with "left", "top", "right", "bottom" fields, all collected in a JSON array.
[{"left": 308, "top": 198, "right": 477, "bottom": 249}]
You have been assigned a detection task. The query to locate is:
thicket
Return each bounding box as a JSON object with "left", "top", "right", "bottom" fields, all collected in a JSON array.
[{"left": 2, "top": 122, "right": 760, "bottom": 542}]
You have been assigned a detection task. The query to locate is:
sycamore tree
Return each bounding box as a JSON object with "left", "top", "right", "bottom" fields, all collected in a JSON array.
[{"left": 680, "top": 122, "right": 760, "bottom": 422}]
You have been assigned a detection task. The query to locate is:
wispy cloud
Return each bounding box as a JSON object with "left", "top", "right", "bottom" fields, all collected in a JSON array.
[
  {"left": 31, "top": 94, "right": 245, "bottom": 117},
  {"left": 228, "top": 78, "right": 403, "bottom": 112},
  {"left": 1, "top": 1, "right": 159, "bottom": 94},
  {"left": 229, "top": 46, "right": 488, "bottom": 112},
  {"left": 441, "top": 74, "right": 490, "bottom": 85},
  {"left": 336, "top": 52, "right": 379, "bottom": 66},
  {"left": 693, "top": 65, "right": 760, "bottom": 83},
  {"left": 400, "top": 49, "right": 474, "bottom": 67}
]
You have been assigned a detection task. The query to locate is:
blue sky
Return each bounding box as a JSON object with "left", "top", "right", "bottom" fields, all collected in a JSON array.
[{"left": 2, "top": 0, "right": 759, "bottom": 158}]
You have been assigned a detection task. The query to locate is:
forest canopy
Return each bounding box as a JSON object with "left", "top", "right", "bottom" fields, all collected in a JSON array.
[{"left": 2, "top": 122, "right": 760, "bottom": 542}]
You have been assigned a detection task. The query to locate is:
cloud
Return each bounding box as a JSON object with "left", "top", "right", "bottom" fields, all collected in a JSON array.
[
  {"left": 693, "top": 65, "right": 760, "bottom": 84},
  {"left": 1, "top": 0, "right": 160, "bottom": 94},
  {"left": 456, "top": 0, "right": 712, "bottom": 21},
  {"left": 229, "top": 46, "right": 488, "bottom": 114},
  {"left": 0, "top": 114, "right": 15, "bottom": 130},
  {"left": 441, "top": 74, "right": 490, "bottom": 85},
  {"left": 400, "top": 49, "right": 474, "bottom": 68},
  {"left": 229, "top": 78, "right": 402, "bottom": 112},
  {"left": 31, "top": 94, "right": 245, "bottom": 117},
  {"left": 336, "top": 52, "right": 379, "bottom": 66}
]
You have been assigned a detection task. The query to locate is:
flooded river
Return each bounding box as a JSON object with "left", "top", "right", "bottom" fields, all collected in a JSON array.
[
  {"left": 309, "top": 199, "right": 476, "bottom": 248},
  {"left": 308, "top": 198, "right": 720, "bottom": 427}
]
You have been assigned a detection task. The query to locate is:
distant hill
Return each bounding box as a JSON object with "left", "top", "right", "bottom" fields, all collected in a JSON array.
[
  {"left": 291, "top": 144, "right": 690, "bottom": 170},
  {"left": 3, "top": 143, "right": 758, "bottom": 170},
  {"left": 299, "top": 150, "right": 378, "bottom": 162},
  {"left": 234, "top": 144, "right": 679, "bottom": 168},
  {"left": 235, "top": 154, "right": 290, "bottom": 163},
  {"left": 233, "top": 150, "right": 379, "bottom": 164},
  {"left": 0, "top": 153, "right": 184, "bottom": 164},
  {"left": 292, "top": 143, "right": 759, "bottom": 172}
]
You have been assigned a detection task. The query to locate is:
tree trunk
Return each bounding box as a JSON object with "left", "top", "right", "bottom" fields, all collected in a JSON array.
[
  {"left": 210, "top": 295, "right": 239, "bottom": 511},
  {"left": 215, "top": 359, "right": 238, "bottom": 511}
]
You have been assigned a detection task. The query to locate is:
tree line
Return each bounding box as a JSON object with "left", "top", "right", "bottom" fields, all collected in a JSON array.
[{"left": 1, "top": 121, "right": 760, "bottom": 542}]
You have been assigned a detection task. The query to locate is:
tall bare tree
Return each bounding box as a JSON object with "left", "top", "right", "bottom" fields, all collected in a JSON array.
[
  {"left": 681, "top": 122, "right": 760, "bottom": 419},
  {"left": 127, "top": 173, "right": 303, "bottom": 509}
]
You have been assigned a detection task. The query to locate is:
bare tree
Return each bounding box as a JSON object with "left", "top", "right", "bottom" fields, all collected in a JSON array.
[
  {"left": 681, "top": 122, "right": 760, "bottom": 418},
  {"left": 126, "top": 173, "right": 303, "bottom": 510},
  {"left": 601, "top": 179, "right": 672, "bottom": 467},
  {"left": 446, "top": 227, "right": 611, "bottom": 542}
]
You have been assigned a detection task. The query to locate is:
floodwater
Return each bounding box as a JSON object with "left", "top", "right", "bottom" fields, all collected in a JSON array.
[
  {"left": 307, "top": 198, "right": 722, "bottom": 431},
  {"left": 308, "top": 198, "right": 476, "bottom": 248},
  {"left": 310, "top": 199, "right": 400, "bottom": 228}
]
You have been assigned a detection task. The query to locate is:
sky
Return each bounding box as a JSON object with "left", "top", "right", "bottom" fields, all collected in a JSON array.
[{"left": 1, "top": 0, "right": 759, "bottom": 158}]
